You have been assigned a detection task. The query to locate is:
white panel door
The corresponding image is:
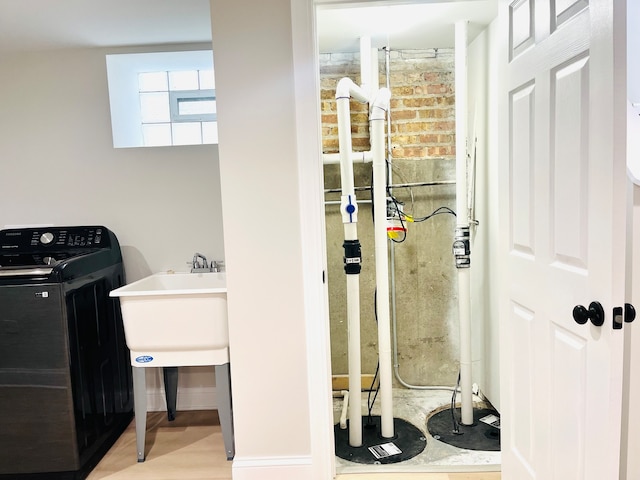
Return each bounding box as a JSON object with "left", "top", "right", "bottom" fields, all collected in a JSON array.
[{"left": 499, "top": 0, "right": 628, "bottom": 479}]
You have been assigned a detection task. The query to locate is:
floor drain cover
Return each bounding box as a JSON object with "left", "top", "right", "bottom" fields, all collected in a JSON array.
[
  {"left": 334, "top": 416, "right": 426, "bottom": 464},
  {"left": 426, "top": 407, "right": 500, "bottom": 451}
]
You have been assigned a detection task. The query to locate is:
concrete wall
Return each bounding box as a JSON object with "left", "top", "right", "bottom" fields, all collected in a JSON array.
[
  {"left": 321, "top": 49, "right": 460, "bottom": 387},
  {"left": 0, "top": 44, "right": 225, "bottom": 408},
  {"left": 320, "top": 36, "right": 501, "bottom": 405}
]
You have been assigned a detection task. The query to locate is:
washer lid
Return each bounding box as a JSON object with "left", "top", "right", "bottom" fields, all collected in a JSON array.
[{"left": 0, "top": 266, "right": 54, "bottom": 277}]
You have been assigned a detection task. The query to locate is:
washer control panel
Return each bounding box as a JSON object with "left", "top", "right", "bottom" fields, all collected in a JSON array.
[{"left": 0, "top": 226, "right": 110, "bottom": 251}]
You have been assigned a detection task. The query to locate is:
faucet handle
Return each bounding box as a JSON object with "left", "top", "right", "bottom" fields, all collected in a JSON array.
[{"left": 212, "top": 260, "right": 225, "bottom": 272}]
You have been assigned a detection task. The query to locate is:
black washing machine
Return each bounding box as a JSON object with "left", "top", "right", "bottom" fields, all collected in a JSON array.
[{"left": 0, "top": 226, "right": 133, "bottom": 479}]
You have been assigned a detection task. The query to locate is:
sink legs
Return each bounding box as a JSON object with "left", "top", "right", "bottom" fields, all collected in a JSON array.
[
  {"left": 215, "top": 363, "right": 235, "bottom": 460},
  {"left": 163, "top": 367, "right": 178, "bottom": 421},
  {"left": 132, "top": 367, "right": 147, "bottom": 462},
  {"left": 131, "top": 364, "right": 235, "bottom": 463}
]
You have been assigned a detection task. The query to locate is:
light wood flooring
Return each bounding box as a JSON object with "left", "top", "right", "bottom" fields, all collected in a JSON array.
[{"left": 88, "top": 411, "right": 500, "bottom": 480}]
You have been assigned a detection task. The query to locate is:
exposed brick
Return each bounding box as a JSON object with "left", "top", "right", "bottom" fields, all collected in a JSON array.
[
  {"left": 419, "top": 134, "right": 441, "bottom": 144},
  {"left": 320, "top": 90, "right": 335, "bottom": 100},
  {"left": 322, "top": 114, "right": 338, "bottom": 124},
  {"left": 427, "top": 146, "right": 456, "bottom": 156},
  {"left": 319, "top": 48, "right": 455, "bottom": 161},
  {"left": 402, "top": 97, "right": 439, "bottom": 108},
  {"left": 433, "top": 121, "right": 456, "bottom": 131},
  {"left": 391, "top": 110, "right": 417, "bottom": 121},
  {"left": 427, "top": 84, "right": 453, "bottom": 94},
  {"left": 391, "top": 86, "right": 415, "bottom": 96},
  {"left": 352, "top": 137, "right": 371, "bottom": 150},
  {"left": 418, "top": 109, "right": 455, "bottom": 119},
  {"left": 395, "top": 146, "right": 427, "bottom": 158},
  {"left": 351, "top": 113, "right": 369, "bottom": 124}
]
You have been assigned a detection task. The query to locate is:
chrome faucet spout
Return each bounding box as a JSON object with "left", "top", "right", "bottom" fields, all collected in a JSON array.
[{"left": 192, "top": 252, "right": 208, "bottom": 271}]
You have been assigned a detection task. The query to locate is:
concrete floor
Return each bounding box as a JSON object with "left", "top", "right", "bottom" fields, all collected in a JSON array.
[{"left": 333, "top": 388, "right": 501, "bottom": 474}]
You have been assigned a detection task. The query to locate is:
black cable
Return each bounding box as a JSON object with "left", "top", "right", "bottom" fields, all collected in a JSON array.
[
  {"left": 366, "top": 288, "right": 381, "bottom": 425},
  {"left": 386, "top": 188, "right": 407, "bottom": 243},
  {"left": 451, "top": 371, "right": 462, "bottom": 434},
  {"left": 366, "top": 362, "right": 380, "bottom": 426},
  {"left": 410, "top": 206, "right": 456, "bottom": 223}
]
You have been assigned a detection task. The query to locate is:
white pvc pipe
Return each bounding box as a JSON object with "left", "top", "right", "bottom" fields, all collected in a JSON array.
[
  {"left": 370, "top": 47, "right": 379, "bottom": 96},
  {"left": 340, "top": 390, "right": 349, "bottom": 430},
  {"left": 370, "top": 87, "right": 394, "bottom": 438},
  {"left": 336, "top": 76, "right": 369, "bottom": 447},
  {"left": 455, "top": 20, "right": 474, "bottom": 426},
  {"left": 360, "top": 37, "right": 372, "bottom": 97},
  {"left": 322, "top": 151, "right": 373, "bottom": 165}
]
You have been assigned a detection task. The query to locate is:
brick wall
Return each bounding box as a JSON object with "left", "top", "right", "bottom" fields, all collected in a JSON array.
[{"left": 319, "top": 48, "right": 456, "bottom": 160}]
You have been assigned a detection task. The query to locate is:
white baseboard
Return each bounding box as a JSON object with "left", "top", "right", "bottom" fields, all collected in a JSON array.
[
  {"left": 146, "top": 386, "right": 218, "bottom": 412},
  {"left": 232, "top": 456, "right": 314, "bottom": 480}
]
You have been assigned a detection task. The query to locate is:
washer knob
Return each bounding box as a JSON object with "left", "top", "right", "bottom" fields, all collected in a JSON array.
[{"left": 40, "top": 232, "right": 54, "bottom": 245}]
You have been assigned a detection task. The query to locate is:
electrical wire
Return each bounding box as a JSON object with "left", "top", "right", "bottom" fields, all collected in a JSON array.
[
  {"left": 363, "top": 158, "right": 458, "bottom": 412},
  {"left": 366, "top": 362, "right": 380, "bottom": 426},
  {"left": 386, "top": 190, "right": 408, "bottom": 243},
  {"left": 406, "top": 206, "right": 456, "bottom": 223},
  {"left": 450, "top": 371, "right": 462, "bottom": 434}
]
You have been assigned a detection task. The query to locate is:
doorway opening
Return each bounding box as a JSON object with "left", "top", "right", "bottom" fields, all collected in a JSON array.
[{"left": 315, "top": 1, "right": 501, "bottom": 473}]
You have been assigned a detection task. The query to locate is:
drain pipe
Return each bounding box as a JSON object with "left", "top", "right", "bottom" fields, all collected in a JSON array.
[
  {"left": 322, "top": 151, "right": 373, "bottom": 165},
  {"left": 336, "top": 76, "right": 369, "bottom": 447},
  {"left": 453, "top": 20, "right": 474, "bottom": 426},
  {"left": 371, "top": 87, "right": 393, "bottom": 439}
]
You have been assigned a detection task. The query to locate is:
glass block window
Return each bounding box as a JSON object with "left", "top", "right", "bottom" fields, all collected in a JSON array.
[
  {"left": 106, "top": 50, "right": 218, "bottom": 148},
  {"left": 138, "top": 70, "right": 217, "bottom": 147}
]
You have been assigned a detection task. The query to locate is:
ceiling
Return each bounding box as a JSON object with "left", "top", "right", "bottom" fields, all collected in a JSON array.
[
  {"left": 0, "top": 0, "right": 497, "bottom": 54},
  {"left": 316, "top": 1, "right": 498, "bottom": 52}
]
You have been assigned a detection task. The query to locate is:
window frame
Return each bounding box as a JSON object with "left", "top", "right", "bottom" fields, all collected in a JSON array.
[{"left": 106, "top": 49, "right": 217, "bottom": 148}]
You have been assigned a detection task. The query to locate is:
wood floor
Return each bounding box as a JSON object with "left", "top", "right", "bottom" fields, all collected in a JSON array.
[{"left": 88, "top": 411, "right": 500, "bottom": 480}]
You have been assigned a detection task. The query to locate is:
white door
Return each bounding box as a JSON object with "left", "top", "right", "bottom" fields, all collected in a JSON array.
[{"left": 499, "top": 0, "right": 628, "bottom": 479}]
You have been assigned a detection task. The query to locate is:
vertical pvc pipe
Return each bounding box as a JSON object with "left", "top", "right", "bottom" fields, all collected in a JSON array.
[
  {"left": 369, "top": 46, "right": 379, "bottom": 98},
  {"left": 336, "top": 77, "right": 369, "bottom": 447},
  {"left": 371, "top": 88, "right": 393, "bottom": 438},
  {"left": 360, "top": 37, "right": 372, "bottom": 96},
  {"left": 455, "top": 20, "right": 474, "bottom": 426},
  {"left": 338, "top": 94, "right": 361, "bottom": 447}
]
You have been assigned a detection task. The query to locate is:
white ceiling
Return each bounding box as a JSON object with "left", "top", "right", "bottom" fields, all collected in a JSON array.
[
  {"left": 0, "top": 0, "right": 497, "bottom": 54},
  {"left": 316, "top": 1, "right": 498, "bottom": 52}
]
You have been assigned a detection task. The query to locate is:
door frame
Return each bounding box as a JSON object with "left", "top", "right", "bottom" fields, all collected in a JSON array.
[
  {"left": 292, "top": 0, "right": 503, "bottom": 477},
  {"left": 291, "top": 0, "right": 502, "bottom": 479}
]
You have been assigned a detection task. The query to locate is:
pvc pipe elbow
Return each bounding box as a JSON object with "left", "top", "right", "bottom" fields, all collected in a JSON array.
[
  {"left": 335, "top": 77, "right": 369, "bottom": 103},
  {"left": 336, "top": 77, "right": 355, "bottom": 99},
  {"left": 370, "top": 87, "right": 391, "bottom": 121}
]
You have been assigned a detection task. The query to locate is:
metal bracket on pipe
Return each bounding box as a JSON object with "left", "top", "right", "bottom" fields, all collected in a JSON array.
[{"left": 453, "top": 226, "right": 470, "bottom": 268}]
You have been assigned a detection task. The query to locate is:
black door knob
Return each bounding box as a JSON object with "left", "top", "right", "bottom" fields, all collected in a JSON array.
[
  {"left": 626, "top": 303, "right": 636, "bottom": 323},
  {"left": 572, "top": 301, "right": 605, "bottom": 326}
]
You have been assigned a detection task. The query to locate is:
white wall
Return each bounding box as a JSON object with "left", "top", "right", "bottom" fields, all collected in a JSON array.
[
  {"left": 0, "top": 44, "right": 225, "bottom": 407},
  {"left": 466, "top": 19, "right": 501, "bottom": 410},
  {"left": 623, "top": 1, "right": 640, "bottom": 470},
  {"left": 210, "top": 1, "right": 327, "bottom": 478},
  {"left": 622, "top": 183, "right": 640, "bottom": 479}
]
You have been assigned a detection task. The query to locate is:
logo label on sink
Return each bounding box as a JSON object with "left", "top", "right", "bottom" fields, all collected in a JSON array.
[{"left": 135, "top": 355, "right": 154, "bottom": 363}]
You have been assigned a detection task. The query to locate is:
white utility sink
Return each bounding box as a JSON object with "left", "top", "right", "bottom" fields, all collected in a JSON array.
[
  {"left": 110, "top": 270, "right": 235, "bottom": 462},
  {"left": 110, "top": 271, "right": 229, "bottom": 367}
]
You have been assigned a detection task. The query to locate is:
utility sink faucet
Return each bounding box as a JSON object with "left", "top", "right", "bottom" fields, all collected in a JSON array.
[
  {"left": 191, "top": 252, "right": 209, "bottom": 272},
  {"left": 189, "top": 253, "right": 224, "bottom": 273}
]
